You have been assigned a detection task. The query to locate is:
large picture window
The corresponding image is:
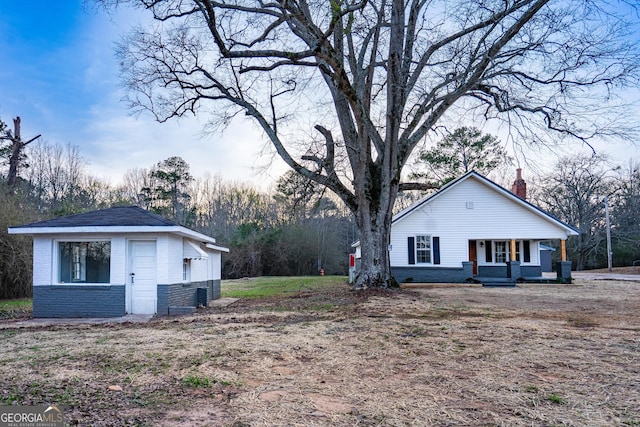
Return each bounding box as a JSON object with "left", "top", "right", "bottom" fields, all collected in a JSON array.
[
  {"left": 416, "top": 235, "right": 432, "bottom": 264},
  {"left": 59, "top": 242, "right": 111, "bottom": 283}
]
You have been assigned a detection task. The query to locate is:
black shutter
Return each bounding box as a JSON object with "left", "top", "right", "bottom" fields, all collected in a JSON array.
[
  {"left": 485, "top": 240, "right": 492, "bottom": 262},
  {"left": 408, "top": 237, "right": 415, "bottom": 265},
  {"left": 524, "top": 240, "right": 531, "bottom": 262},
  {"left": 433, "top": 237, "right": 441, "bottom": 265}
]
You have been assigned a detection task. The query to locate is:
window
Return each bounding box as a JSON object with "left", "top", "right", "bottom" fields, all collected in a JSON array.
[
  {"left": 183, "top": 259, "right": 191, "bottom": 282},
  {"left": 416, "top": 235, "right": 431, "bottom": 264},
  {"left": 491, "top": 240, "right": 525, "bottom": 263},
  {"left": 59, "top": 242, "right": 110, "bottom": 283},
  {"left": 494, "top": 241, "right": 508, "bottom": 263}
]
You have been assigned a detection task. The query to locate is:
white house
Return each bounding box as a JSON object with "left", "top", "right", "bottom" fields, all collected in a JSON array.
[
  {"left": 8, "top": 206, "right": 229, "bottom": 317},
  {"left": 355, "top": 170, "right": 579, "bottom": 284}
]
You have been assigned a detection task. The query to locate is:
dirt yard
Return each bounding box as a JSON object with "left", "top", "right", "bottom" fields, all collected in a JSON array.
[{"left": 1, "top": 278, "right": 639, "bottom": 426}]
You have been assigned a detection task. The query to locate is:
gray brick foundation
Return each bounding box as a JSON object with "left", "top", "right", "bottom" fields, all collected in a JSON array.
[
  {"left": 156, "top": 279, "right": 221, "bottom": 316},
  {"left": 33, "top": 285, "right": 125, "bottom": 318},
  {"left": 392, "top": 262, "right": 474, "bottom": 283}
]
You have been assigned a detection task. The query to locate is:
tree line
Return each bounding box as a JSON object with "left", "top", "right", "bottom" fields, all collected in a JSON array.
[
  {"left": 0, "top": 134, "right": 355, "bottom": 299},
  {"left": 1, "top": 119, "right": 639, "bottom": 299}
]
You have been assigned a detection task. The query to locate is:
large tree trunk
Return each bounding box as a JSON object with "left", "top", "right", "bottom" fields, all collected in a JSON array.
[
  {"left": 355, "top": 212, "right": 395, "bottom": 288},
  {"left": 353, "top": 165, "right": 399, "bottom": 289}
]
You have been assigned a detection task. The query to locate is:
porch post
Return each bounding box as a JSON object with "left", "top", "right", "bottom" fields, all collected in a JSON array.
[
  {"left": 510, "top": 239, "right": 517, "bottom": 261},
  {"left": 557, "top": 239, "right": 572, "bottom": 284},
  {"left": 507, "top": 239, "right": 521, "bottom": 282}
]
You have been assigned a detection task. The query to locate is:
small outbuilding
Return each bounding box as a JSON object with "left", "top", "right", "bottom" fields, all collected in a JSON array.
[{"left": 8, "top": 206, "right": 229, "bottom": 318}]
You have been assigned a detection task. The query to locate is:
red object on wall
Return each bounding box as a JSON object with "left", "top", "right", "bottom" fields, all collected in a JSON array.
[{"left": 349, "top": 254, "right": 355, "bottom": 268}]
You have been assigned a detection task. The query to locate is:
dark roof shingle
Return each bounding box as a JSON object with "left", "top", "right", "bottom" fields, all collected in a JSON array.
[{"left": 14, "top": 206, "right": 178, "bottom": 228}]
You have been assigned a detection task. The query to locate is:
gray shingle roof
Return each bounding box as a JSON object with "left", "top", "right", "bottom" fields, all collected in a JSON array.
[{"left": 14, "top": 206, "right": 178, "bottom": 228}]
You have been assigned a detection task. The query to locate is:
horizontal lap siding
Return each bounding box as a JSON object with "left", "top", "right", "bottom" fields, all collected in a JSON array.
[{"left": 391, "top": 178, "right": 568, "bottom": 268}]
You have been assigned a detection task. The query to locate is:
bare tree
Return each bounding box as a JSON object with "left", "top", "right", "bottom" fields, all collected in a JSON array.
[
  {"left": 24, "top": 141, "right": 88, "bottom": 213},
  {"left": 103, "top": 0, "right": 640, "bottom": 287},
  {"left": 610, "top": 160, "right": 640, "bottom": 265},
  {"left": 120, "top": 167, "right": 153, "bottom": 207},
  {"left": 533, "top": 155, "right": 615, "bottom": 270},
  {"left": 0, "top": 117, "right": 41, "bottom": 188}
]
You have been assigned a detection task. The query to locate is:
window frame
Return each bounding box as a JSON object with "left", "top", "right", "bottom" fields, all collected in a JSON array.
[
  {"left": 493, "top": 241, "right": 509, "bottom": 264},
  {"left": 183, "top": 258, "right": 191, "bottom": 282},
  {"left": 57, "top": 240, "right": 111, "bottom": 284},
  {"left": 415, "top": 235, "right": 432, "bottom": 264},
  {"left": 489, "top": 240, "right": 527, "bottom": 264}
]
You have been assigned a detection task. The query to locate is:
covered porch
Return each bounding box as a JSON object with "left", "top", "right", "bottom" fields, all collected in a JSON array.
[{"left": 470, "top": 238, "right": 572, "bottom": 286}]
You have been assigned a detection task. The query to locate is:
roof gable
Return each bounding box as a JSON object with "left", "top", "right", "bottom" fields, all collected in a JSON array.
[{"left": 393, "top": 171, "right": 578, "bottom": 235}]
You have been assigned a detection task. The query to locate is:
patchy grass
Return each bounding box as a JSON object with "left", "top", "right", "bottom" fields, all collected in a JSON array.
[
  {"left": 1, "top": 278, "right": 640, "bottom": 426},
  {"left": 0, "top": 298, "right": 31, "bottom": 319},
  {"left": 181, "top": 375, "right": 230, "bottom": 388},
  {"left": 221, "top": 275, "right": 348, "bottom": 298},
  {"left": 546, "top": 393, "right": 566, "bottom": 405}
]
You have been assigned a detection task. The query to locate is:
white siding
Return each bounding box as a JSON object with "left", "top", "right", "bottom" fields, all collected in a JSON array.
[
  {"left": 32, "top": 237, "right": 52, "bottom": 286},
  {"left": 33, "top": 233, "right": 129, "bottom": 285},
  {"left": 110, "top": 236, "right": 127, "bottom": 285},
  {"left": 391, "top": 177, "right": 572, "bottom": 268},
  {"left": 29, "top": 231, "right": 225, "bottom": 287},
  {"left": 157, "top": 235, "right": 184, "bottom": 284},
  {"left": 191, "top": 258, "right": 208, "bottom": 281},
  {"left": 475, "top": 239, "right": 541, "bottom": 265},
  {"left": 210, "top": 252, "right": 221, "bottom": 280}
]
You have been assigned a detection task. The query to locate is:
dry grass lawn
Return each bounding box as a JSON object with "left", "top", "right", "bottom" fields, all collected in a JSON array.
[{"left": 1, "top": 277, "right": 639, "bottom": 426}]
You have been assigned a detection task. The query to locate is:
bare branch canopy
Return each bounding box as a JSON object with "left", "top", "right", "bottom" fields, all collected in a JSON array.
[{"left": 102, "top": 0, "right": 640, "bottom": 287}]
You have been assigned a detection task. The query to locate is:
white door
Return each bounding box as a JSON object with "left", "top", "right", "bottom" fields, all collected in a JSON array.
[{"left": 129, "top": 240, "right": 157, "bottom": 314}]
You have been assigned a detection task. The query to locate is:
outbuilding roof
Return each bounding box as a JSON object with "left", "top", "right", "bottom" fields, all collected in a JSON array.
[
  {"left": 8, "top": 206, "right": 228, "bottom": 251},
  {"left": 12, "top": 206, "right": 177, "bottom": 228}
]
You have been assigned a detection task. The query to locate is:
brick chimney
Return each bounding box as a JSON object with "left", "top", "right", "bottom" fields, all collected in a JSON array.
[{"left": 511, "top": 168, "right": 527, "bottom": 200}]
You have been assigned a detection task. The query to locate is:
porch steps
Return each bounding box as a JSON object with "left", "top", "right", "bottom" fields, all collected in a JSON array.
[
  {"left": 477, "top": 276, "right": 560, "bottom": 287},
  {"left": 474, "top": 277, "right": 515, "bottom": 287}
]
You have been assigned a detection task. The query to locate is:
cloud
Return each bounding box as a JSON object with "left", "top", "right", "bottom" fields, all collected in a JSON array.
[
  {"left": 1, "top": 2, "right": 289, "bottom": 191},
  {"left": 81, "top": 96, "right": 288, "bottom": 189}
]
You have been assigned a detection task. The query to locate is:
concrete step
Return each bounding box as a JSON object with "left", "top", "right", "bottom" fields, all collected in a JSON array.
[{"left": 168, "top": 306, "right": 196, "bottom": 316}]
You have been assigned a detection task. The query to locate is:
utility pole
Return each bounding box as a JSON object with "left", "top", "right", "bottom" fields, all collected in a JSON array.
[{"left": 604, "top": 196, "right": 612, "bottom": 272}]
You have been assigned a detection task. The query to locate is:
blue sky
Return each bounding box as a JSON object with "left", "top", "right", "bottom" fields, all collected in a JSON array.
[
  {"left": 0, "top": 1, "right": 279, "bottom": 187},
  {"left": 1, "top": 2, "right": 638, "bottom": 190}
]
